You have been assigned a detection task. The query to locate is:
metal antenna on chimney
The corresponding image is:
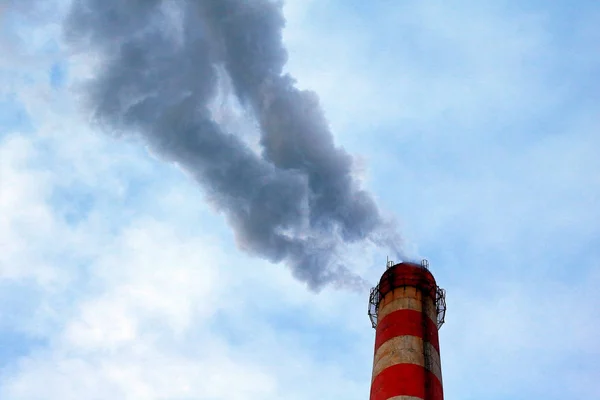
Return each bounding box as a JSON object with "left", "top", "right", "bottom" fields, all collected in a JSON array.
[{"left": 386, "top": 256, "right": 394, "bottom": 269}]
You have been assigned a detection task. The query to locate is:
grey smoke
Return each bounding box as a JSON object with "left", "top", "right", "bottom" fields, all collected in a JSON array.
[{"left": 64, "top": 0, "right": 402, "bottom": 291}]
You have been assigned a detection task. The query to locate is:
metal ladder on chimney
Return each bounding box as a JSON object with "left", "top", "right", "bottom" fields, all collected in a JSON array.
[{"left": 421, "top": 283, "right": 433, "bottom": 399}]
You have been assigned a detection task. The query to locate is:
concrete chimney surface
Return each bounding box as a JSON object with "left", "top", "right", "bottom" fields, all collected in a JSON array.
[{"left": 369, "top": 262, "right": 445, "bottom": 400}]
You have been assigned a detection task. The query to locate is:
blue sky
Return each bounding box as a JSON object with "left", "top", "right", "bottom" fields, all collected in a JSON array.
[{"left": 1, "top": 0, "right": 599, "bottom": 399}]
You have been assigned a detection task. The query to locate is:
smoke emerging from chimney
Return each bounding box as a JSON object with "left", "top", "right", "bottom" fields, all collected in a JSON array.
[{"left": 64, "top": 0, "right": 402, "bottom": 291}]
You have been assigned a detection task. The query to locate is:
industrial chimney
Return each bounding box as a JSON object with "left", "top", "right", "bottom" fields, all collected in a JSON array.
[{"left": 368, "top": 259, "right": 447, "bottom": 400}]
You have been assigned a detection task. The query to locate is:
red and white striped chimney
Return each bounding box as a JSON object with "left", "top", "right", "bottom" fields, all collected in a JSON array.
[{"left": 368, "top": 260, "right": 446, "bottom": 400}]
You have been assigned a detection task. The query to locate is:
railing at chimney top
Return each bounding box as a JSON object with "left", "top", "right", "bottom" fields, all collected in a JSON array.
[{"left": 368, "top": 258, "right": 446, "bottom": 330}]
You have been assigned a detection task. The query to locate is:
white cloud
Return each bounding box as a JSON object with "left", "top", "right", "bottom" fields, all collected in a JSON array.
[
  {"left": 0, "top": 48, "right": 373, "bottom": 400},
  {"left": 0, "top": 135, "right": 62, "bottom": 285},
  {"left": 282, "top": 1, "right": 559, "bottom": 140},
  {"left": 0, "top": 121, "right": 370, "bottom": 399}
]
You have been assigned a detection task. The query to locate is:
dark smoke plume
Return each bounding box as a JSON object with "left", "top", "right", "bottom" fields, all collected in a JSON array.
[{"left": 64, "top": 0, "right": 402, "bottom": 291}]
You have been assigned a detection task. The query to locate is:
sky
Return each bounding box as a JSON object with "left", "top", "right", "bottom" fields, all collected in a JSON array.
[{"left": 1, "top": 0, "right": 599, "bottom": 399}]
